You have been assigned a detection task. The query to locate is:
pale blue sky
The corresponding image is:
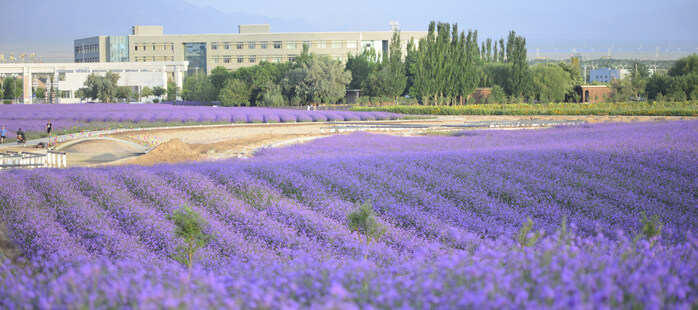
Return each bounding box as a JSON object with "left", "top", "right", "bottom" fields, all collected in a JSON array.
[
  {"left": 181, "top": 0, "right": 697, "bottom": 40},
  {"left": 1, "top": 0, "right": 696, "bottom": 61}
]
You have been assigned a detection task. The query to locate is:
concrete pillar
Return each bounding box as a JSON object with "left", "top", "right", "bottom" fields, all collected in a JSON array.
[
  {"left": 175, "top": 66, "right": 183, "bottom": 91},
  {"left": 162, "top": 65, "right": 168, "bottom": 89},
  {"left": 23, "top": 66, "right": 32, "bottom": 104}
]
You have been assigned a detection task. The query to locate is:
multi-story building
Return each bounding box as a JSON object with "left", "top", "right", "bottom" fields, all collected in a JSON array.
[
  {"left": 588, "top": 68, "right": 632, "bottom": 83},
  {"left": 75, "top": 25, "right": 427, "bottom": 76}
]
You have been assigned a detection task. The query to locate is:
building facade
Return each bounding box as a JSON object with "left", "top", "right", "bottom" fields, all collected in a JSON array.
[
  {"left": 0, "top": 62, "right": 188, "bottom": 104},
  {"left": 579, "top": 85, "right": 613, "bottom": 103},
  {"left": 74, "top": 25, "right": 427, "bottom": 76},
  {"left": 589, "top": 68, "right": 619, "bottom": 83}
]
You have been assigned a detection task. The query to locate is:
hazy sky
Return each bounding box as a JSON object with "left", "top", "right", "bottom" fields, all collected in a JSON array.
[
  {"left": 180, "top": 0, "right": 698, "bottom": 40},
  {"left": 0, "top": 0, "right": 696, "bottom": 61}
]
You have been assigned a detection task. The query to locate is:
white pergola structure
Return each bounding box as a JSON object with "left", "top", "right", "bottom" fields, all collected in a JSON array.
[{"left": 0, "top": 61, "right": 188, "bottom": 104}]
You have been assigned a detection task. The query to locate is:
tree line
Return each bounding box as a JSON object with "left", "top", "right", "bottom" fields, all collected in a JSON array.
[
  {"left": 76, "top": 72, "right": 178, "bottom": 103},
  {"left": 75, "top": 20, "right": 696, "bottom": 106},
  {"left": 181, "top": 45, "right": 350, "bottom": 107}
]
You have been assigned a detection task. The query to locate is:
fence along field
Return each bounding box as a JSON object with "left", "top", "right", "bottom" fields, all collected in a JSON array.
[{"left": 0, "top": 121, "right": 696, "bottom": 309}]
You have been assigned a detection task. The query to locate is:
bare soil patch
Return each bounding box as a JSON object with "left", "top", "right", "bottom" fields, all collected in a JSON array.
[{"left": 61, "top": 140, "right": 143, "bottom": 154}]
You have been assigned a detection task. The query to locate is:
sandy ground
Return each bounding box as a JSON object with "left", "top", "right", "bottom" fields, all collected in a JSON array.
[{"left": 61, "top": 140, "right": 143, "bottom": 154}]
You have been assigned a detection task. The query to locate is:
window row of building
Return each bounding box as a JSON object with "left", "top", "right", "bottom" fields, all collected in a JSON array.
[
  {"left": 133, "top": 43, "right": 175, "bottom": 52},
  {"left": 75, "top": 44, "right": 99, "bottom": 54},
  {"left": 75, "top": 57, "right": 100, "bottom": 63},
  {"left": 209, "top": 40, "right": 357, "bottom": 50},
  {"left": 133, "top": 56, "right": 176, "bottom": 62},
  {"left": 211, "top": 55, "right": 290, "bottom": 64},
  {"left": 210, "top": 54, "right": 345, "bottom": 65}
]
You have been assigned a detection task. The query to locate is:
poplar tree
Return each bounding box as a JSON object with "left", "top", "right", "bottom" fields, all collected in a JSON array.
[
  {"left": 493, "top": 41, "right": 498, "bottom": 63},
  {"left": 436, "top": 22, "right": 453, "bottom": 104},
  {"left": 486, "top": 38, "right": 493, "bottom": 62},
  {"left": 408, "top": 21, "right": 437, "bottom": 104},
  {"left": 445, "top": 24, "right": 459, "bottom": 105},
  {"left": 481, "top": 42, "right": 486, "bottom": 61},
  {"left": 506, "top": 31, "right": 516, "bottom": 63},
  {"left": 461, "top": 30, "right": 480, "bottom": 104},
  {"left": 499, "top": 38, "right": 506, "bottom": 62},
  {"left": 508, "top": 35, "right": 531, "bottom": 99}
]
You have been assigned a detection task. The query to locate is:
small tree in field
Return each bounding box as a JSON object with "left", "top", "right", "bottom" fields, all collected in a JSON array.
[
  {"left": 170, "top": 205, "right": 211, "bottom": 276},
  {"left": 516, "top": 217, "right": 542, "bottom": 248},
  {"left": 347, "top": 202, "right": 386, "bottom": 253},
  {"left": 637, "top": 212, "right": 663, "bottom": 248}
]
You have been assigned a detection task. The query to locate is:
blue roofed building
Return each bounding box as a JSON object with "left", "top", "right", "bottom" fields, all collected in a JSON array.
[{"left": 589, "top": 68, "right": 621, "bottom": 83}]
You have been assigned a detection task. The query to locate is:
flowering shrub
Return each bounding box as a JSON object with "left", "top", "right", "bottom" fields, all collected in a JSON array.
[{"left": 0, "top": 121, "right": 695, "bottom": 309}]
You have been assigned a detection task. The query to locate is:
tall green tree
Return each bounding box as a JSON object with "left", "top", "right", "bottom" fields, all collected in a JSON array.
[
  {"left": 485, "top": 38, "right": 493, "bottom": 62},
  {"left": 384, "top": 30, "right": 408, "bottom": 99},
  {"left": 506, "top": 31, "right": 516, "bottom": 63},
  {"left": 166, "top": 79, "right": 179, "bottom": 101},
  {"left": 182, "top": 75, "right": 217, "bottom": 102},
  {"left": 140, "top": 86, "right": 153, "bottom": 101},
  {"left": 152, "top": 86, "right": 166, "bottom": 101},
  {"left": 209, "top": 66, "right": 231, "bottom": 97},
  {"left": 531, "top": 64, "right": 574, "bottom": 103},
  {"left": 258, "top": 84, "right": 285, "bottom": 107},
  {"left": 668, "top": 54, "right": 698, "bottom": 76},
  {"left": 409, "top": 21, "right": 441, "bottom": 104},
  {"left": 498, "top": 38, "right": 506, "bottom": 62},
  {"left": 364, "top": 30, "right": 409, "bottom": 100},
  {"left": 3, "top": 77, "right": 24, "bottom": 100},
  {"left": 219, "top": 79, "right": 251, "bottom": 106},
  {"left": 508, "top": 34, "right": 531, "bottom": 99},
  {"left": 345, "top": 49, "right": 380, "bottom": 90},
  {"left": 629, "top": 62, "right": 650, "bottom": 100},
  {"left": 115, "top": 86, "right": 132, "bottom": 102},
  {"left": 493, "top": 41, "right": 498, "bottom": 63},
  {"left": 645, "top": 74, "right": 671, "bottom": 100},
  {"left": 79, "top": 72, "right": 120, "bottom": 103},
  {"left": 282, "top": 55, "right": 351, "bottom": 104},
  {"left": 34, "top": 87, "right": 46, "bottom": 99},
  {"left": 457, "top": 29, "right": 480, "bottom": 104}
]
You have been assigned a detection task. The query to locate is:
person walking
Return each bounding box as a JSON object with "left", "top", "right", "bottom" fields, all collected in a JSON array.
[
  {"left": 46, "top": 120, "right": 53, "bottom": 147},
  {"left": 1, "top": 126, "right": 6, "bottom": 144}
]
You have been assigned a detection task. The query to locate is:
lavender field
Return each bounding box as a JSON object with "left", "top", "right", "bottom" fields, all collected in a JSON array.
[
  {"left": 0, "top": 104, "right": 401, "bottom": 136},
  {"left": 0, "top": 121, "right": 696, "bottom": 309}
]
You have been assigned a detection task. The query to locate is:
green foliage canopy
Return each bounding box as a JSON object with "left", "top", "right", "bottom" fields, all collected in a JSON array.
[
  {"left": 79, "top": 72, "right": 120, "bottom": 103},
  {"left": 282, "top": 55, "right": 351, "bottom": 104},
  {"left": 219, "top": 78, "right": 252, "bottom": 107}
]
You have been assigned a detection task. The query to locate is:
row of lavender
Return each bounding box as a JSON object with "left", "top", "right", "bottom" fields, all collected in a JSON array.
[
  {"left": 0, "top": 121, "right": 696, "bottom": 308},
  {"left": 0, "top": 104, "right": 401, "bottom": 134}
]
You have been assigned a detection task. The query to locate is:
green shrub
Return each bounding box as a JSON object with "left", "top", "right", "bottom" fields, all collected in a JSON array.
[
  {"left": 516, "top": 218, "right": 542, "bottom": 248},
  {"left": 638, "top": 212, "right": 663, "bottom": 247},
  {"left": 347, "top": 201, "right": 386, "bottom": 248},
  {"left": 169, "top": 205, "right": 212, "bottom": 276}
]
